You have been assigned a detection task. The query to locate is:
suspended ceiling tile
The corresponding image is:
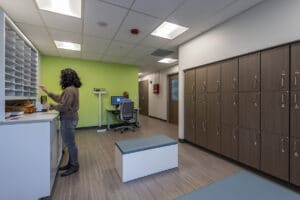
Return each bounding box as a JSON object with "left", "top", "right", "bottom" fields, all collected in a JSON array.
[
  {"left": 100, "top": 0, "right": 134, "bottom": 8},
  {"left": 0, "top": 0, "right": 44, "bottom": 26},
  {"left": 126, "top": 45, "right": 156, "bottom": 59},
  {"left": 138, "top": 55, "right": 159, "bottom": 64},
  {"left": 49, "top": 29, "right": 82, "bottom": 44},
  {"left": 58, "top": 49, "right": 82, "bottom": 58},
  {"left": 38, "top": 44, "right": 60, "bottom": 56},
  {"left": 16, "top": 23, "right": 53, "bottom": 48},
  {"left": 139, "top": 35, "right": 169, "bottom": 48},
  {"left": 84, "top": 0, "right": 128, "bottom": 39},
  {"left": 167, "top": 0, "right": 236, "bottom": 27},
  {"left": 81, "top": 51, "right": 102, "bottom": 61},
  {"left": 40, "top": 10, "right": 82, "bottom": 33},
  {"left": 82, "top": 36, "right": 111, "bottom": 54},
  {"left": 101, "top": 55, "right": 124, "bottom": 64},
  {"left": 119, "top": 57, "right": 138, "bottom": 65},
  {"left": 114, "top": 11, "right": 162, "bottom": 44},
  {"left": 104, "top": 41, "right": 135, "bottom": 57},
  {"left": 207, "top": 0, "right": 266, "bottom": 25},
  {"left": 132, "top": 0, "right": 186, "bottom": 19}
]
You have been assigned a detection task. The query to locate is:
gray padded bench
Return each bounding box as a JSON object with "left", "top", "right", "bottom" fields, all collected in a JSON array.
[{"left": 115, "top": 135, "right": 178, "bottom": 182}]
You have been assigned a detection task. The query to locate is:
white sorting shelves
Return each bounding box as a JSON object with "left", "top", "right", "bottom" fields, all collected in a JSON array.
[
  {"left": 115, "top": 135, "right": 178, "bottom": 182},
  {"left": 4, "top": 22, "right": 38, "bottom": 100}
]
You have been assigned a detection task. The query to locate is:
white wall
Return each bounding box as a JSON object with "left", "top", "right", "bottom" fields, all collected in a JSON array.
[
  {"left": 140, "top": 66, "right": 178, "bottom": 120},
  {"left": 179, "top": 0, "right": 300, "bottom": 70},
  {"left": 178, "top": 0, "right": 300, "bottom": 139}
]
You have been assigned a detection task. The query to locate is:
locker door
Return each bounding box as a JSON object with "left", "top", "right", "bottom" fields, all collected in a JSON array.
[
  {"left": 221, "top": 59, "right": 238, "bottom": 93},
  {"left": 207, "top": 93, "right": 221, "bottom": 153},
  {"left": 221, "top": 125, "right": 238, "bottom": 160},
  {"left": 196, "top": 93, "right": 207, "bottom": 147},
  {"left": 291, "top": 91, "right": 300, "bottom": 138},
  {"left": 261, "top": 45, "right": 289, "bottom": 91},
  {"left": 291, "top": 42, "right": 300, "bottom": 91},
  {"left": 207, "top": 64, "right": 220, "bottom": 92},
  {"left": 238, "top": 128, "right": 260, "bottom": 169},
  {"left": 196, "top": 67, "right": 207, "bottom": 93},
  {"left": 239, "top": 92, "right": 260, "bottom": 130},
  {"left": 290, "top": 138, "right": 300, "bottom": 186},
  {"left": 239, "top": 53, "right": 260, "bottom": 92},
  {"left": 184, "top": 70, "right": 196, "bottom": 142},
  {"left": 221, "top": 93, "right": 238, "bottom": 126},
  {"left": 261, "top": 91, "right": 289, "bottom": 136},
  {"left": 261, "top": 133, "right": 289, "bottom": 181}
]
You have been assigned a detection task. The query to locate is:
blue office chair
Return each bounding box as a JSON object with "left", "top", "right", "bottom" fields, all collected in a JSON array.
[{"left": 114, "top": 101, "right": 135, "bottom": 133}]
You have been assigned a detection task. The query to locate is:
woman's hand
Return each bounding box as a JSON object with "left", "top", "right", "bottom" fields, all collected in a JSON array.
[
  {"left": 39, "top": 84, "right": 48, "bottom": 94},
  {"left": 42, "top": 103, "right": 54, "bottom": 110}
]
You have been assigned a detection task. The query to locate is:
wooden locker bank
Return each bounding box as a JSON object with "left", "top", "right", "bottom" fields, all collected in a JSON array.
[{"left": 184, "top": 42, "right": 300, "bottom": 187}]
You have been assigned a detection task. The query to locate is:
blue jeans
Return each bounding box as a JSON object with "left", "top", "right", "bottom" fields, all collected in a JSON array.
[{"left": 60, "top": 119, "right": 79, "bottom": 167}]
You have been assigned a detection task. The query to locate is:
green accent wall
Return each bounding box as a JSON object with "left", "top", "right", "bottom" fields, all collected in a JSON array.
[{"left": 40, "top": 56, "right": 138, "bottom": 128}]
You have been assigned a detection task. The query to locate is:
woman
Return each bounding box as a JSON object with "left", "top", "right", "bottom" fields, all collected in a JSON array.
[{"left": 39, "top": 68, "right": 82, "bottom": 177}]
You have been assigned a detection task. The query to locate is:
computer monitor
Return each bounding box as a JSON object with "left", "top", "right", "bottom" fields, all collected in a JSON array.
[{"left": 111, "top": 96, "right": 124, "bottom": 106}]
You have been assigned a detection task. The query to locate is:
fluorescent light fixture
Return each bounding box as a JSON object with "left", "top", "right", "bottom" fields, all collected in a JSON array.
[
  {"left": 35, "top": 0, "right": 81, "bottom": 18},
  {"left": 54, "top": 41, "right": 81, "bottom": 51},
  {"left": 151, "top": 21, "right": 189, "bottom": 40},
  {"left": 158, "top": 58, "right": 178, "bottom": 64}
]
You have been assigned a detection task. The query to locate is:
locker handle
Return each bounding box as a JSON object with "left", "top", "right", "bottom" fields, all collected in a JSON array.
[
  {"left": 232, "top": 77, "right": 237, "bottom": 90},
  {"left": 281, "top": 137, "right": 288, "bottom": 153},
  {"left": 217, "top": 127, "right": 220, "bottom": 136},
  {"left": 233, "top": 94, "right": 237, "bottom": 106},
  {"left": 203, "top": 81, "right": 207, "bottom": 91},
  {"left": 280, "top": 71, "right": 286, "bottom": 89},
  {"left": 294, "top": 71, "right": 300, "bottom": 86},
  {"left": 281, "top": 138, "right": 285, "bottom": 153},
  {"left": 295, "top": 141, "right": 299, "bottom": 157},
  {"left": 294, "top": 93, "right": 299, "bottom": 110},
  {"left": 216, "top": 80, "right": 220, "bottom": 91},
  {"left": 232, "top": 128, "right": 237, "bottom": 141},
  {"left": 254, "top": 132, "right": 259, "bottom": 146},
  {"left": 253, "top": 95, "right": 258, "bottom": 107},
  {"left": 253, "top": 75, "right": 258, "bottom": 89},
  {"left": 281, "top": 93, "right": 286, "bottom": 109},
  {"left": 202, "top": 121, "right": 206, "bottom": 132}
]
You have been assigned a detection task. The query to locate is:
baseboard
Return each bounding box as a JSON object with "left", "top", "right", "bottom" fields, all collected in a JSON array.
[
  {"left": 178, "top": 139, "right": 185, "bottom": 143},
  {"left": 148, "top": 115, "right": 167, "bottom": 122},
  {"left": 76, "top": 123, "right": 134, "bottom": 130}
]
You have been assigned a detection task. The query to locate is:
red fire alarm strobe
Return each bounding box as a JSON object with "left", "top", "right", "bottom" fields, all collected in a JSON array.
[
  {"left": 130, "top": 28, "right": 139, "bottom": 35},
  {"left": 153, "top": 84, "right": 160, "bottom": 94}
]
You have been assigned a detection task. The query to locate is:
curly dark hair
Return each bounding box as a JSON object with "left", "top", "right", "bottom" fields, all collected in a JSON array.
[{"left": 60, "top": 68, "right": 82, "bottom": 89}]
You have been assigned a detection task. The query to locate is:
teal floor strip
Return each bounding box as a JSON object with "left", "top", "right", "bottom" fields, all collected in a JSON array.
[{"left": 176, "top": 171, "right": 300, "bottom": 200}]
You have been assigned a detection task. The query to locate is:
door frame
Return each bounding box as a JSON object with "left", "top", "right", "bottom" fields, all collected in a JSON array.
[
  {"left": 139, "top": 80, "right": 149, "bottom": 116},
  {"left": 167, "top": 73, "right": 179, "bottom": 124}
]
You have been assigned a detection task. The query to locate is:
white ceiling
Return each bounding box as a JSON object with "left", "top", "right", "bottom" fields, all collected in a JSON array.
[{"left": 0, "top": 0, "right": 265, "bottom": 74}]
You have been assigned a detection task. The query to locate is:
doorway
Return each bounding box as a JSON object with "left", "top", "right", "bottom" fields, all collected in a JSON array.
[
  {"left": 139, "top": 80, "right": 149, "bottom": 116},
  {"left": 168, "top": 74, "right": 178, "bottom": 124}
]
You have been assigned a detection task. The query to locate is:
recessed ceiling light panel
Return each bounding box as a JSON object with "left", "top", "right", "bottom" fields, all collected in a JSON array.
[
  {"left": 36, "top": 0, "right": 81, "bottom": 18},
  {"left": 151, "top": 21, "right": 188, "bottom": 40},
  {"left": 158, "top": 58, "right": 178, "bottom": 64},
  {"left": 54, "top": 41, "right": 81, "bottom": 51}
]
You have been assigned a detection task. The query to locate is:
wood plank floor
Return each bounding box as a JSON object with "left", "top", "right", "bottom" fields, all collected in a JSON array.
[{"left": 51, "top": 115, "right": 241, "bottom": 200}]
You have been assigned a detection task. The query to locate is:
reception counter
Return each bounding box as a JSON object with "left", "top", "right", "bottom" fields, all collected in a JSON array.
[{"left": 0, "top": 111, "right": 62, "bottom": 200}]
